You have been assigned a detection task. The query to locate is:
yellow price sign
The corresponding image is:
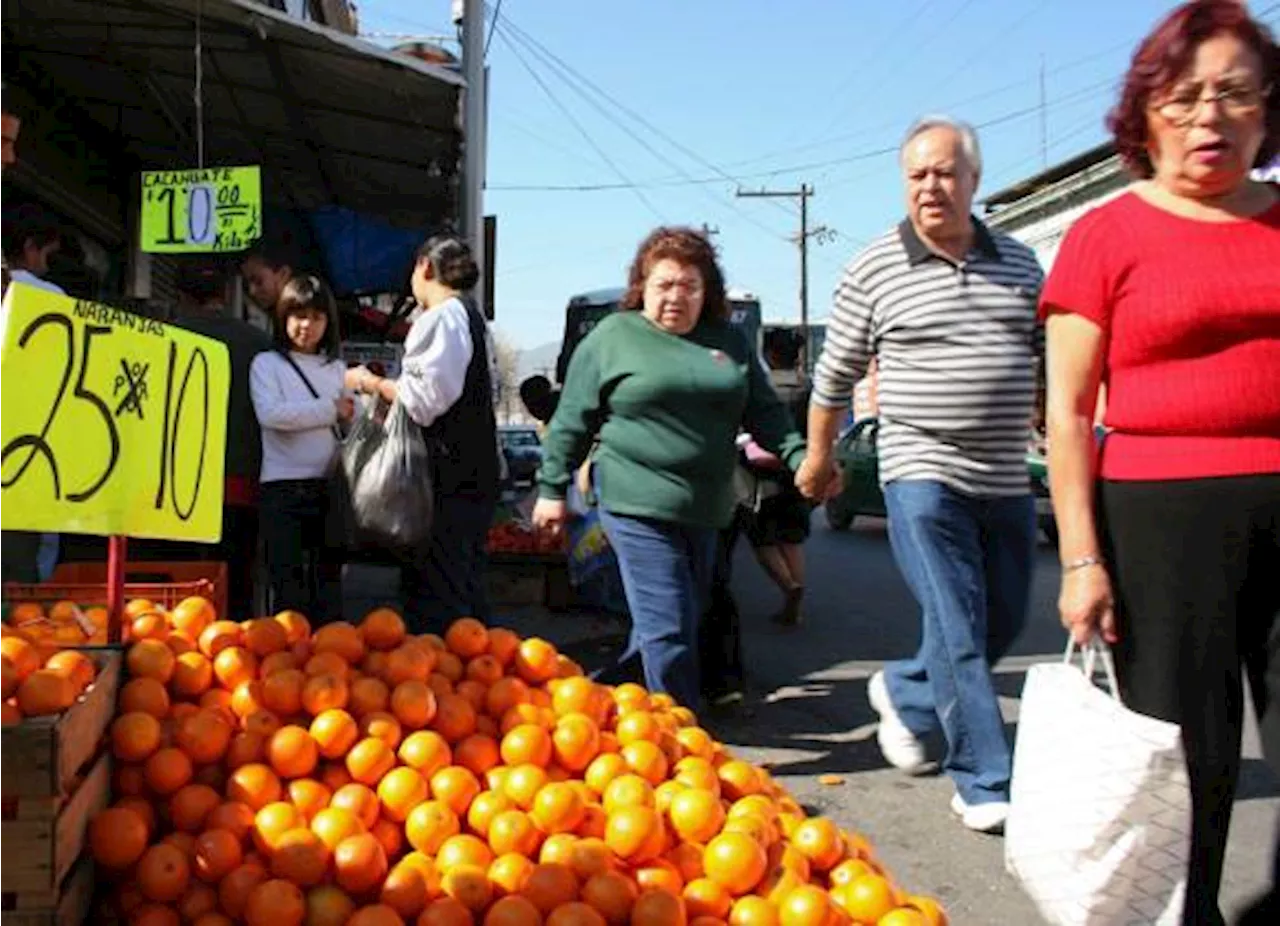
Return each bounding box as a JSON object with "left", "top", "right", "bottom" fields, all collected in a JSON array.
[
  {"left": 140, "top": 165, "right": 261, "bottom": 253},
  {"left": 1, "top": 284, "right": 230, "bottom": 542}
]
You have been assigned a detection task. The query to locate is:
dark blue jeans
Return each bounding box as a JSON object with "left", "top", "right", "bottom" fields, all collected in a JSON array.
[
  {"left": 598, "top": 509, "right": 718, "bottom": 710},
  {"left": 401, "top": 492, "right": 496, "bottom": 635},
  {"left": 882, "top": 480, "right": 1035, "bottom": 805}
]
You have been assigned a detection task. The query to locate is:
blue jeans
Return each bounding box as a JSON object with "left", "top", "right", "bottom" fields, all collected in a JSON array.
[
  {"left": 882, "top": 480, "right": 1035, "bottom": 805},
  {"left": 598, "top": 509, "right": 718, "bottom": 710}
]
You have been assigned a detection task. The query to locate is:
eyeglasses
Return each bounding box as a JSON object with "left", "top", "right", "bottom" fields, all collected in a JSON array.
[{"left": 1152, "top": 81, "right": 1271, "bottom": 126}]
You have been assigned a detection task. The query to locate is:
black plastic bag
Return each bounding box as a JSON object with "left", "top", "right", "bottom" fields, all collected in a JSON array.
[{"left": 329, "top": 399, "right": 434, "bottom": 553}]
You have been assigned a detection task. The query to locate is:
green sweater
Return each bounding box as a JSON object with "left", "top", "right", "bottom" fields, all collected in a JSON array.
[{"left": 538, "top": 311, "right": 807, "bottom": 529}]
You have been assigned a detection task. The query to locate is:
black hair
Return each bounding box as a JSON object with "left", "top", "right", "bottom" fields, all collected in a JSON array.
[
  {"left": 275, "top": 274, "right": 342, "bottom": 359},
  {"left": 174, "top": 259, "right": 230, "bottom": 307},
  {"left": 2, "top": 203, "right": 61, "bottom": 262},
  {"left": 762, "top": 328, "right": 803, "bottom": 369},
  {"left": 241, "top": 236, "right": 301, "bottom": 274},
  {"left": 416, "top": 233, "right": 480, "bottom": 291}
]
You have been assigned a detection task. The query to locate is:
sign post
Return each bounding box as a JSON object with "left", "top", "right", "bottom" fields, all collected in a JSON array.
[
  {"left": 1, "top": 284, "right": 231, "bottom": 636},
  {"left": 140, "top": 165, "right": 262, "bottom": 254}
]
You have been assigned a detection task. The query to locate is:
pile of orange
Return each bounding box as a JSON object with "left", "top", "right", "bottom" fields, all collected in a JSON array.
[
  {"left": 2, "top": 621, "right": 102, "bottom": 723},
  {"left": 88, "top": 598, "right": 947, "bottom": 926},
  {"left": 3, "top": 598, "right": 109, "bottom": 646}
]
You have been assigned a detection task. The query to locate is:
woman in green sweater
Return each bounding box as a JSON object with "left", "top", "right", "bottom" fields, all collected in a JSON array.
[{"left": 533, "top": 227, "right": 807, "bottom": 709}]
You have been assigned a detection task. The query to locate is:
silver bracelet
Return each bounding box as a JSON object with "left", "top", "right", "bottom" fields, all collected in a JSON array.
[{"left": 1062, "top": 554, "right": 1104, "bottom": 573}]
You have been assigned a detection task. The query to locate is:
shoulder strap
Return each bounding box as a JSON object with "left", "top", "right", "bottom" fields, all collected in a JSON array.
[{"left": 277, "top": 349, "right": 321, "bottom": 399}]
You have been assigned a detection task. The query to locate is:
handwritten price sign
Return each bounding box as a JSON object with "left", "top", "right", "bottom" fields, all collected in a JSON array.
[
  {"left": 140, "top": 165, "right": 261, "bottom": 253},
  {"left": 1, "top": 284, "right": 230, "bottom": 542}
]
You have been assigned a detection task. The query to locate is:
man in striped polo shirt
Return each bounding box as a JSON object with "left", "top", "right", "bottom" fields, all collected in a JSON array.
[{"left": 797, "top": 115, "right": 1044, "bottom": 834}]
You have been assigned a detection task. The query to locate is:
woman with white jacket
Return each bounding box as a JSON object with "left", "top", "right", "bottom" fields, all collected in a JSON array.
[{"left": 250, "top": 275, "right": 354, "bottom": 623}]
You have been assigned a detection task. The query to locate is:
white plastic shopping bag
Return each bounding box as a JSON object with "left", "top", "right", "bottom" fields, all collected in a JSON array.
[{"left": 1006, "top": 639, "right": 1190, "bottom": 926}]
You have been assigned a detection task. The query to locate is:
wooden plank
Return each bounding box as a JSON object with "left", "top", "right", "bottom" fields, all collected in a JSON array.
[
  {"left": 1, "top": 649, "right": 121, "bottom": 799},
  {"left": 0, "top": 855, "right": 96, "bottom": 926},
  {"left": 0, "top": 752, "right": 110, "bottom": 895}
]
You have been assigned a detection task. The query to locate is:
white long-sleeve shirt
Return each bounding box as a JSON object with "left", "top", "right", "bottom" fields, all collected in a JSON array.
[
  {"left": 398, "top": 296, "right": 499, "bottom": 427},
  {"left": 250, "top": 350, "right": 346, "bottom": 482}
]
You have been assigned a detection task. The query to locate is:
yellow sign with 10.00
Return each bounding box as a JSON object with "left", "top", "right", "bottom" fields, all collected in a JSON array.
[
  {"left": 1, "top": 284, "right": 229, "bottom": 542},
  {"left": 140, "top": 165, "right": 261, "bottom": 253}
]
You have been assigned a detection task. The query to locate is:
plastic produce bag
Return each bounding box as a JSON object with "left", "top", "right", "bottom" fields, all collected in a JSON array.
[{"left": 330, "top": 399, "right": 434, "bottom": 552}]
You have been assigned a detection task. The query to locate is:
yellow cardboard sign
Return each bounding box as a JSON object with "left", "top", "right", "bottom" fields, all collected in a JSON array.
[
  {"left": 1, "top": 284, "right": 230, "bottom": 542},
  {"left": 140, "top": 165, "right": 261, "bottom": 253}
]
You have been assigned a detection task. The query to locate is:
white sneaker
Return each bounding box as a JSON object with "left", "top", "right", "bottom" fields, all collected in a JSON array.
[
  {"left": 867, "top": 671, "right": 929, "bottom": 774},
  {"left": 950, "top": 793, "right": 1009, "bottom": 834}
]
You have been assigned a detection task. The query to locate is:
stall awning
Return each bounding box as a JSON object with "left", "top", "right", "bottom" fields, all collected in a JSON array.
[{"left": 2, "top": 0, "right": 464, "bottom": 229}]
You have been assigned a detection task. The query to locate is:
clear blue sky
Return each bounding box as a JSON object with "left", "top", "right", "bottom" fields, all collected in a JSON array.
[{"left": 355, "top": 0, "right": 1278, "bottom": 351}]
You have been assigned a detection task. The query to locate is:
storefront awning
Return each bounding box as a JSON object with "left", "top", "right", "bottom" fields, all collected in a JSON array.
[{"left": 2, "top": 0, "right": 463, "bottom": 229}]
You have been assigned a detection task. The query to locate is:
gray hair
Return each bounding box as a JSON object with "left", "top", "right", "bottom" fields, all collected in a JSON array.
[{"left": 900, "top": 115, "right": 982, "bottom": 176}]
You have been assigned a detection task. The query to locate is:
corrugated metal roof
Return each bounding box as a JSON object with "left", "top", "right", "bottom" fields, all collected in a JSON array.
[{"left": 2, "top": 0, "right": 464, "bottom": 228}]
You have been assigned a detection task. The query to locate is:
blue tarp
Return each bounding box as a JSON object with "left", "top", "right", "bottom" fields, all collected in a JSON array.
[{"left": 308, "top": 206, "right": 425, "bottom": 296}]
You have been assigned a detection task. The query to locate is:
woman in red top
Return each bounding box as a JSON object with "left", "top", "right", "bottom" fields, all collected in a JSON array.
[{"left": 1042, "top": 3, "right": 1279, "bottom": 922}]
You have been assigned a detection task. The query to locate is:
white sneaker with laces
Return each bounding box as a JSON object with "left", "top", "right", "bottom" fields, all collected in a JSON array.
[
  {"left": 867, "top": 671, "right": 929, "bottom": 774},
  {"left": 950, "top": 792, "right": 1009, "bottom": 834}
]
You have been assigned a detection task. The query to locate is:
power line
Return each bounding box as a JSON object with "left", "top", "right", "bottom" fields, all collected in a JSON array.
[{"left": 492, "top": 24, "right": 665, "bottom": 221}]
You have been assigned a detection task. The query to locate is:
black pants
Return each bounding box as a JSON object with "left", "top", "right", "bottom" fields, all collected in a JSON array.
[
  {"left": 1099, "top": 474, "right": 1280, "bottom": 926},
  {"left": 261, "top": 480, "right": 343, "bottom": 625},
  {"left": 401, "top": 492, "right": 496, "bottom": 635},
  {"left": 700, "top": 509, "right": 746, "bottom": 698}
]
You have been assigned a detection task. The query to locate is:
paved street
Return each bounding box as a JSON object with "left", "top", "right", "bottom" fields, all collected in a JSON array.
[{"left": 347, "top": 509, "right": 1279, "bottom": 925}]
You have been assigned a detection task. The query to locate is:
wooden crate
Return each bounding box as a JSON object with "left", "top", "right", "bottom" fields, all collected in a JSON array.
[
  {"left": 0, "top": 855, "right": 96, "bottom": 926},
  {"left": 1, "top": 750, "right": 110, "bottom": 899},
  {"left": 1, "top": 649, "right": 121, "bottom": 799}
]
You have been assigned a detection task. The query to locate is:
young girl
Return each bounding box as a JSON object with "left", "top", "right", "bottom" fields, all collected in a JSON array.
[{"left": 249, "top": 276, "right": 352, "bottom": 623}]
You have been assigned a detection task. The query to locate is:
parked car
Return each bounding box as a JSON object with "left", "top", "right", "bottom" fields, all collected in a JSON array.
[
  {"left": 824, "top": 418, "right": 1058, "bottom": 546},
  {"left": 499, "top": 425, "right": 543, "bottom": 486}
]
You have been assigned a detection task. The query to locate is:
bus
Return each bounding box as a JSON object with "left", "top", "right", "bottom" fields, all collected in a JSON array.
[{"left": 554, "top": 285, "right": 765, "bottom": 385}]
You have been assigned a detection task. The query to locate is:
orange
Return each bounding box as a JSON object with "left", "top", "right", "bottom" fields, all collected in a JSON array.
[
  {"left": 533, "top": 782, "right": 587, "bottom": 836},
  {"left": 128, "top": 639, "right": 177, "bottom": 684},
  {"left": 227, "top": 763, "right": 284, "bottom": 811},
  {"left": 421, "top": 897, "right": 478, "bottom": 926},
  {"left": 313, "top": 622, "right": 366, "bottom": 664},
  {"left": 621, "top": 741, "right": 669, "bottom": 785},
  {"left": 902, "top": 897, "right": 948, "bottom": 926},
  {"left": 489, "top": 853, "right": 537, "bottom": 897},
  {"left": 440, "top": 863, "right": 493, "bottom": 913},
  {"left": 350, "top": 676, "right": 392, "bottom": 717},
  {"left": 361, "top": 608, "right": 408, "bottom": 651},
  {"left": 703, "top": 833, "right": 768, "bottom": 896},
  {"left": 378, "top": 766, "right": 430, "bottom": 822},
  {"left": 244, "top": 878, "right": 306, "bottom": 926},
  {"left": 131, "top": 612, "right": 170, "bottom": 642},
  {"left": 581, "top": 870, "right": 639, "bottom": 925},
  {"left": 484, "top": 677, "right": 530, "bottom": 718},
  {"left": 254, "top": 801, "right": 305, "bottom": 855},
  {"left": 467, "top": 790, "right": 515, "bottom": 838},
  {"left": 789, "top": 819, "right": 842, "bottom": 872},
  {"left": 267, "top": 725, "right": 320, "bottom": 779},
  {"left": 466, "top": 653, "right": 504, "bottom": 687},
  {"left": 311, "top": 708, "right": 360, "bottom": 759},
  {"left": 333, "top": 832, "right": 389, "bottom": 895},
  {"left": 389, "top": 679, "right": 437, "bottom": 731},
  {"left": 486, "top": 894, "right": 543, "bottom": 926},
  {"left": 311, "top": 806, "right": 368, "bottom": 852},
  {"left": 584, "top": 754, "right": 630, "bottom": 796},
  {"left": 199, "top": 620, "right": 244, "bottom": 658},
  {"left": 303, "top": 673, "right": 350, "bottom": 716},
  {"left": 538, "top": 834, "right": 579, "bottom": 867},
  {"left": 131, "top": 904, "right": 182, "bottom": 926},
  {"left": 289, "top": 778, "right": 332, "bottom": 821},
  {"left": 144, "top": 746, "right": 194, "bottom": 795},
  {"left": 218, "top": 863, "right": 269, "bottom": 920},
  {"left": 435, "top": 693, "right": 479, "bottom": 743},
  {"left": 261, "top": 669, "right": 307, "bottom": 716},
  {"left": 382, "top": 859, "right": 435, "bottom": 917},
  {"left": 226, "top": 731, "right": 267, "bottom": 770},
  {"left": 836, "top": 875, "right": 896, "bottom": 924},
  {"left": 551, "top": 677, "right": 599, "bottom": 718},
  {"left": 193, "top": 828, "right": 243, "bottom": 883},
  {"left": 615, "top": 712, "right": 661, "bottom": 747},
  {"left": 88, "top": 806, "right": 149, "bottom": 869},
  {"left": 242, "top": 709, "right": 284, "bottom": 741},
  {"left": 669, "top": 789, "right": 726, "bottom": 844},
  {"left": 307, "top": 651, "right": 353, "bottom": 680},
  {"left": 271, "top": 828, "right": 331, "bottom": 887},
  {"left": 170, "top": 596, "right": 216, "bottom": 639},
  {"left": 399, "top": 730, "right": 453, "bottom": 777},
  {"left": 207, "top": 801, "right": 257, "bottom": 842},
  {"left": 604, "top": 806, "right": 665, "bottom": 863},
  {"left": 875, "top": 912, "right": 929, "bottom": 926},
  {"left": 170, "top": 783, "right": 222, "bottom": 835},
  {"left": 243, "top": 618, "right": 290, "bottom": 657},
  {"left": 214, "top": 646, "right": 259, "bottom": 690},
  {"left": 162, "top": 830, "right": 197, "bottom": 857},
  {"left": 516, "top": 862, "right": 576, "bottom": 915},
  {"left": 502, "top": 764, "right": 550, "bottom": 811},
  {"left": 112, "top": 710, "right": 163, "bottom": 762},
  {"left": 444, "top": 618, "right": 489, "bottom": 659},
  {"left": 331, "top": 783, "right": 382, "bottom": 829},
  {"left": 488, "top": 810, "right": 542, "bottom": 857},
  {"left": 232, "top": 680, "right": 267, "bottom": 718},
  {"left": 347, "top": 736, "right": 397, "bottom": 785},
  {"left": 631, "top": 890, "right": 686, "bottom": 926},
  {"left": 553, "top": 715, "right": 601, "bottom": 773},
  {"left": 636, "top": 860, "right": 684, "bottom": 895},
  {"left": 454, "top": 733, "right": 501, "bottom": 777},
  {"left": 115, "top": 796, "right": 158, "bottom": 837},
  {"left": 514, "top": 638, "right": 559, "bottom": 684},
  {"left": 729, "top": 897, "right": 777, "bottom": 926},
  {"left": 405, "top": 800, "right": 461, "bottom": 855},
  {"left": 274, "top": 610, "right": 312, "bottom": 645},
  {"left": 675, "top": 728, "right": 715, "bottom": 760},
  {"left": 567, "top": 838, "right": 615, "bottom": 881},
  {"left": 602, "top": 774, "right": 655, "bottom": 814},
  {"left": 548, "top": 902, "right": 608, "bottom": 926},
  {"left": 683, "top": 880, "right": 732, "bottom": 920},
  {"left": 115, "top": 763, "right": 147, "bottom": 797},
  {"left": 43, "top": 649, "right": 96, "bottom": 692},
  {"left": 349, "top": 904, "right": 408, "bottom": 926},
  {"left": 717, "top": 762, "right": 764, "bottom": 801},
  {"left": 319, "top": 761, "right": 353, "bottom": 792},
  {"left": 178, "top": 882, "right": 219, "bottom": 922},
  {"left": 137, "top": 842, "right": 192, "bottom": 903},
  {"left": 175, "top": 708, "right": 234, "bottom": 764},
  {"left": 305, "top": 884, "right": 358, "bottom": 926},
  {"left": 776, "top": 886, "right": 829, "bottom": 926},
  {"left": 432, "top": 765, "right": 483, "bottom": 816},
  {"left": 436, "top": 834, "right": 496, "bottom": 874},
  {"left": 501, "top": 723, "right": 554, "bottom": 768},
  {"left": 16, "top": 669, "right": 75, "bottom": 716},
  {"left": 385, "top": 644, "right": 436, "bottom": 686}
]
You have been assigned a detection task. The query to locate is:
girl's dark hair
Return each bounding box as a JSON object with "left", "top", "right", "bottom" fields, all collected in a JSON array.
[
  {"left": 241, "top": 236, "right": 301, "bottom": 274},
  {"left": 275, "top": 274, "right": 342, "bottom": 359},
  {"left": 417, "top": 233, "right": 481, "bottom": 291},
  {"left": 621, "top": 226, "right": 728, "bottom": 322}
]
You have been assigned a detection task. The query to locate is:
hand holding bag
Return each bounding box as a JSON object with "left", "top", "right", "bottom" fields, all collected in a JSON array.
[{"left": 1005, "top": 638, "right": 1191, "bottom": 926}]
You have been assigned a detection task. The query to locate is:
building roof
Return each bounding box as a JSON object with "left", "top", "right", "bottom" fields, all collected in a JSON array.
[{"left": 983, "top": 141, "right": 1119, "bottom": 208}]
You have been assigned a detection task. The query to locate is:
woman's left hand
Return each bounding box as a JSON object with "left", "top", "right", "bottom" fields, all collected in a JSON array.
[{"left": 345, "top": 365, "right": 371, "bottom": 391}]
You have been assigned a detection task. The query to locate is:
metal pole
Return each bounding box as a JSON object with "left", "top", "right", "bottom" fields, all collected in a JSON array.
[
  {"left": 799, "top": 184, "right": 810, "bottom": 365},
  {"left": 462, "top": 0, "right": 487, "bottom": 312}
]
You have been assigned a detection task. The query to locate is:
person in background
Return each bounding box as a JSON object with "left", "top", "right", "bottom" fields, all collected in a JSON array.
[
  {"left": 240, "top": 238, "right": 300, "bottom": 324},
  {"left": 1, "top": 103, "right": 19, "bottom": 171},
  {"left": 1, "top": 203, "right": 66, "bottom": 583},
  {"left": 1042, "top": 3, "right": 1279, "bottom": 921},
  {"left": 346, "top": 234, "right": 501, "bottom": 631},
  {"left": 172, "top": 259, "right": 272, "bottom": 619},
  {"left": 532, "top": 227, "right": 807, "bottom": 710},
  {"left": 797, "top": 116, "right": 1045, "bottom": 834},
  {"left": 741, "top": 328, "right": 812, "bottom": 627},
  {"left": 250, "top": 276, "right": 352, "bottom": 623}
]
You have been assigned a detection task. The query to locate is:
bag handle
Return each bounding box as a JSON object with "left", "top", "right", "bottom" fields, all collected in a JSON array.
[
  {"left": 1062, "top": 636, "right": 1122, "bottom": 700},
  {"left": 277, "top": 349, "right": 343, "bottom": 440}
]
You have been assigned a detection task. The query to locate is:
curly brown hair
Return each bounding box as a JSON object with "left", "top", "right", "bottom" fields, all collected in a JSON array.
[
  {"left": 620, "top": 226, "right": 728, "bottom": 323},
  {"left": 1108, "top": 0, "right": 1279, "bottom": 179}
]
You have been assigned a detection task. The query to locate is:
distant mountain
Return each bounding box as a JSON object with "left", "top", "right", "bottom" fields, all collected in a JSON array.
[{"left": 517, "top": 341, "right": 560, "bottom": 382}]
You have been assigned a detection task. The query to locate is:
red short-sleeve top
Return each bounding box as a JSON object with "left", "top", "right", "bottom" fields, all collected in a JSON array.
[{"left": 1040, "top": 189, "right": 1280, "bottom": 481}]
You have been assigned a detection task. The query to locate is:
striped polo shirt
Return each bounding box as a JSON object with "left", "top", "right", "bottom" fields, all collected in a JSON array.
[{"left": 813, "top": 217, "right": 1044, "bottom": 497}]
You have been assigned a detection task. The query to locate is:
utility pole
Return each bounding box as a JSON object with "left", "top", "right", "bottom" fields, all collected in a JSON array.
[
  {"left": 459, "top": 0, "right": 487, "bottom": 313},
  {"left": 736, "top": 184, "right": 820, "bottom": 368}
]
